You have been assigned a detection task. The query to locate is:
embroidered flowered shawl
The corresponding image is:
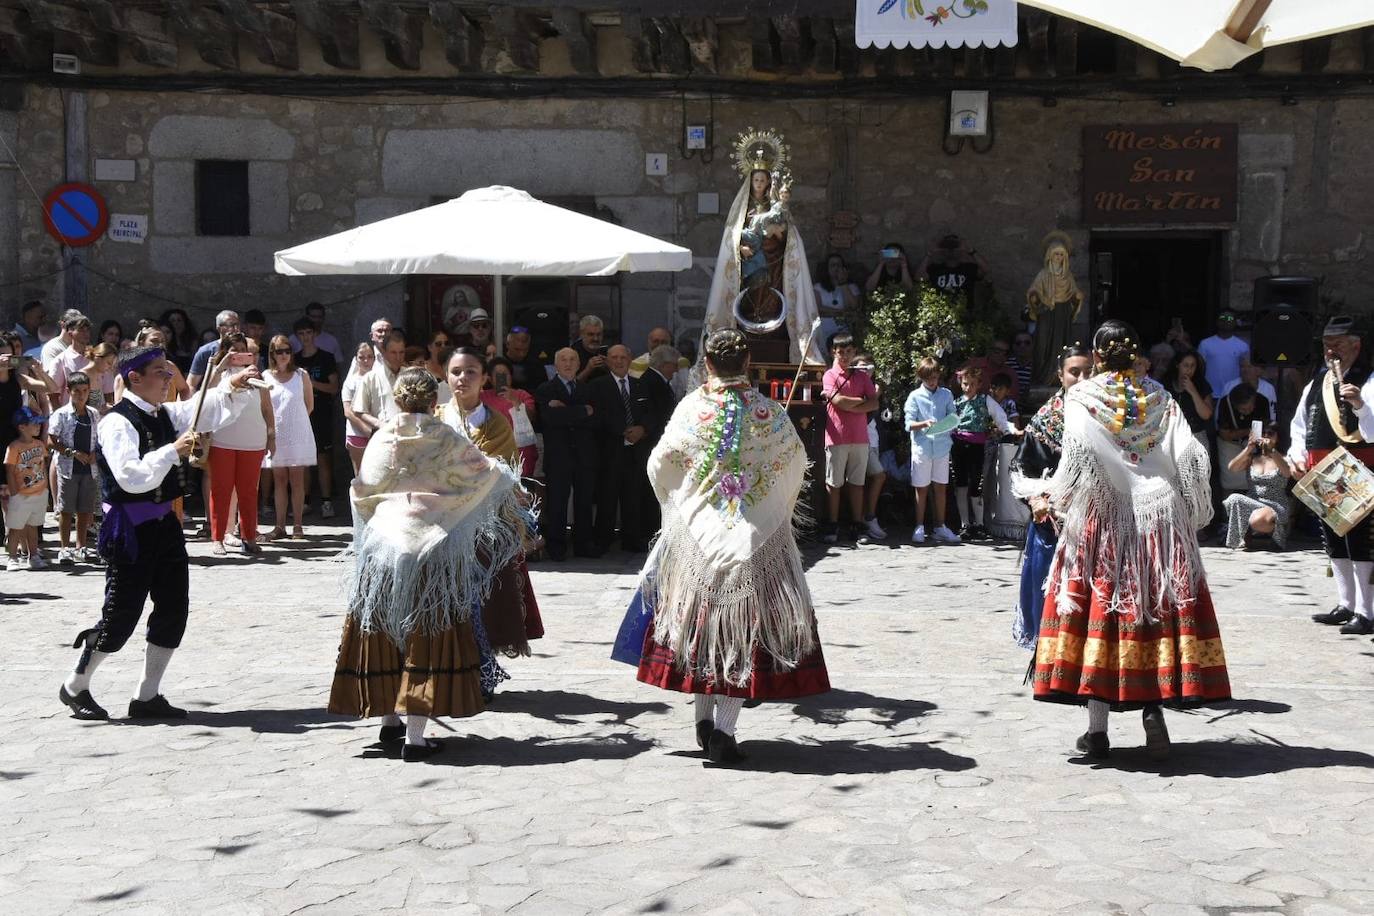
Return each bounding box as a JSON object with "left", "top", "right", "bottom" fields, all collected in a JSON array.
[
  {"left": 1024, "top": 372, "right": 1212, "bottom": 622},
  {"left": 347, "top": 413, "right": 528, "bottom": 648},
  {"left": 642, "top": 377, "right": 815, "bottom": 686},
  {"left": 1025, "top": 390, "right": 1066, "bottom": 453}
]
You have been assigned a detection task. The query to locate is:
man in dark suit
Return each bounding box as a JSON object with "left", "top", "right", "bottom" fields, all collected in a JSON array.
[
  {"left": 535, "top": 348, "right": 600, "bottom": 560},
  {"left": 587, "top": 344, "right": 653, "bottom": 552},
  {"left": 637, "top": 344, "right": 682, "bottom": 542}
]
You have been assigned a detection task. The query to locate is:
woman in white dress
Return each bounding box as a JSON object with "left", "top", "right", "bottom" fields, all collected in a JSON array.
[{"left": 263, "top": 334, "right": 316, "bottom": 539}]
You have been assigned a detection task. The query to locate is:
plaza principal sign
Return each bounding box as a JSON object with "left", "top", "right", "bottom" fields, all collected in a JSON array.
[{"left": 1082, "top": 124, "right": 1238, "bottom": 225}]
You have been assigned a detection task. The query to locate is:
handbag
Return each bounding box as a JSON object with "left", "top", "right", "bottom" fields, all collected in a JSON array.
[{"left": 510, "top": 401, "right": 536, "bottom": 449}]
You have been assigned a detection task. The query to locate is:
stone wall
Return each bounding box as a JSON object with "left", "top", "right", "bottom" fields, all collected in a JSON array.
[{"left": 7, "top": 85, "right": 1372, "bottom": 354}]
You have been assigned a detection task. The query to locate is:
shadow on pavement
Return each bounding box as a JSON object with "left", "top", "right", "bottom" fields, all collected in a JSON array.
[
  {"left": 0, "top": 592, "right": 62, "bottom": 604},
  {"left": 490, "top": 689, "right": 672, "bottom": 726},
  {"left": 790, "top": 689, "right": 937, "bottom": 730},
  {"left": 356, "top": 732, "right": 655, "bottom": 767},
  {"left": 117, "top": 707, "right": 352, "bottom": 734},
  {"left": 678, "top": 738, "right": 977, "bottom": 776},
  {"left": 1079, "top": 738, "right": 1374, "bottom": 778},
  {"left": 1183, "top": 698, "right": 1293, "bottom": 724}
]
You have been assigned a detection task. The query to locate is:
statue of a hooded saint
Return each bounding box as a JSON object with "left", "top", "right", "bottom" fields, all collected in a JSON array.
[{"left": 1028, "top": 231, "right": 1085, "bottom": 383}]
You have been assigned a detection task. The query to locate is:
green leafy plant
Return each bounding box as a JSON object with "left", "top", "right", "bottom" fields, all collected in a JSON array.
[{"left": 864, "top": 281, "right": 1005, "bottom": 399}]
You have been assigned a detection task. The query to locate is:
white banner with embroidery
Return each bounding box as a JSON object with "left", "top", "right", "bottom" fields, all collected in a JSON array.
[{"left": 855, "top": 0, "right": 1019, "bottom": 49}]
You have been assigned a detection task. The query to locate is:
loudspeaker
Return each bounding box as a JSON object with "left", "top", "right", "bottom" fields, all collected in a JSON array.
[
  {"left": 1251, "top": 276, "right": 1318, "bottom": 365},
  {"left": 1251, "top": 306, "right": 1313, "bottom": 365},
  {"left": 1253, "top": 275, "right": 1319, "bottom": 313}
]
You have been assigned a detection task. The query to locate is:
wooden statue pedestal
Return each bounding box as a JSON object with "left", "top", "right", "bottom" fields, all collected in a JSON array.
[{"left": 750, "top": 359, "right": 827, "bottom": 518}]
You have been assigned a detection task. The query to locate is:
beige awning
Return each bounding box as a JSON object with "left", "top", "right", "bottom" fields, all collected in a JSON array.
[{"left": 1020, "top": 0, "right": 1374, "bottom": 71}]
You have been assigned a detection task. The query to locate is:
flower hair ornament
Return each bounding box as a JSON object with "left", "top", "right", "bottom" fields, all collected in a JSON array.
[{"left": 1095, "top": 336, "right": 1139, "bottom": 362}]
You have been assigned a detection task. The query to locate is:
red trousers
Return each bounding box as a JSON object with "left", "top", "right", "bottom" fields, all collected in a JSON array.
[{"left": 208, "top": 446, "right": 266, "bottom": 542}]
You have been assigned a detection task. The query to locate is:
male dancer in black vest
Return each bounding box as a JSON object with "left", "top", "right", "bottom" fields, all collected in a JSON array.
[
  {"left": 59, "top": 346, "right": 262, "bottom": 720},
  {"left": 1288, "top": 315, "right": 1374, "bottom": 639}
]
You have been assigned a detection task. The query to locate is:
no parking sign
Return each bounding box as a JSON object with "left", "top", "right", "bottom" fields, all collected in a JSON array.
[{"left": 43, "top": 182, "right": 109, "bottom": 247}]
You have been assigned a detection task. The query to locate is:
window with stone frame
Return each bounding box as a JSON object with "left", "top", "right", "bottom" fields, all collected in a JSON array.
[{"left": 195, "top": 160, "right": 251, "bottom": 236}]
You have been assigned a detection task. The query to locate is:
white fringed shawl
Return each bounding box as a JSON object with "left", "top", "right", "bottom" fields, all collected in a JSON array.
[
  {"left": 347, "top": 412, "right": 528, "bottom": 648},
  {"left": 1025, "top": 373, "right": 1212, "bottom": 622},
  {"left": 644, "top": 379, "right": 816, "bottom": 686}
]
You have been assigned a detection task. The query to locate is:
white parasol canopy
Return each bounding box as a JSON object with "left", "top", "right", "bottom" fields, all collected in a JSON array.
[
  {"left": 1020, "top": 0, "right": 1374, "bottom": 71},
  {"left": 273, "top": 185, "right": 692, "bottom": 277}
]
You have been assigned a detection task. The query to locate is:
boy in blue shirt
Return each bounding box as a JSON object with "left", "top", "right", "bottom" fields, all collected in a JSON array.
[{"left": 903, "top": 357, "right": 959, "bottom": 544}]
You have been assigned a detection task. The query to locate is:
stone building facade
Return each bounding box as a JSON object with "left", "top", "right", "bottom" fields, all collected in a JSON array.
[{"left": 2, "top": 5, "right": 1372, "bottom": 354}]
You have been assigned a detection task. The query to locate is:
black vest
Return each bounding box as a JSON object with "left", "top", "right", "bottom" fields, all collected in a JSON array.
[
  {"left": 98, "top": 399, "right": 187, "bottom": 504},
  {"left": 1304, "top": 365, "right": 1370, "bottom": 451}
]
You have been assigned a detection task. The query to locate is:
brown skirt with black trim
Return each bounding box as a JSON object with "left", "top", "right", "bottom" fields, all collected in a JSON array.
[{"left": 328, "top": 616, "right": 486, "bottom": 719}]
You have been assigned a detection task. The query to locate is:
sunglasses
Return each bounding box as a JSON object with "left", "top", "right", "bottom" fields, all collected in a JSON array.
[{"left": 271, "top": 348, "right": 291, "bottom": 355}]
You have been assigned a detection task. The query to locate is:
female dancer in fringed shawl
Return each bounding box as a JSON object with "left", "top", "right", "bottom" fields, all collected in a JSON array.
[
  {"left": 612, "top": 328, "right": 829, "bottom": 766},
  {"left": 328, "top": 368, "right": 534, "bottom": 762},
  {"left": 1020, "top": 320, "right": 1231, "bottom": 761},
  {"left": 1010, "top": 342, "right": 1092, "bottom": 650}
]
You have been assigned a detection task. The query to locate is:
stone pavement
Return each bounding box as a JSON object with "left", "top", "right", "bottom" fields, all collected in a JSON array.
[{"left": 2, "top": 525, "right": 1373, "bottom": 915}]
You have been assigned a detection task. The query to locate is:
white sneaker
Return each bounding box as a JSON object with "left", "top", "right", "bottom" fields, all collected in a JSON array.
[
  {"left": 5, "top": 555, "right": 22, "bottom": 572},
  {"left": 80, "top": 547, "right": 102, "bottom": 565},
  {"left": 57, "top": 547, "right": 75, "bottom": 566},
  {"left": 321, "top": 500, "right": 336, "bottom": 520},
  {"left": 933, "top": 525, "right": 961, "bottom": 544},
  {"left": 864, "top": 517, "right": 887, "bottom": 540},
  {"left": 910, "top": 525, "right": 927, "bottom": 544},
  {"left": 28, "top": 553, "right": 48, "bottom": 570}
]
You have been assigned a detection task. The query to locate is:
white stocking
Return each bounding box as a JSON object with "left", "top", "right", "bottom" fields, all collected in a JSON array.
[
  {"left": 1354, "top": 561, "right": 1374, "bottom": 620},
  {"left": 955, "top": 487, "right": 971, "bottom": 528},
  {"left": 1087, "top": 699, "right": 1109, "bottom": 734},
  {"left": 405, "top": 715, "right": 430, "bottom": 746},
  {"left": 1332, "top": 559, "right": 1356, "bottom": 610},
  {"left": 65, "top": 650, "right": 109, "bottom": 695},
  {"left": 694, "top": 694, "right": 716, "bottom": 723},
  {"left": 381, "top": 714, "right": 402, "bottom": 727},
  {"left": 135, "top": 645, "right": 175, "bottom": 701},
  {"left": 714, "top": 697, "right": 744, "bottom": 736}
]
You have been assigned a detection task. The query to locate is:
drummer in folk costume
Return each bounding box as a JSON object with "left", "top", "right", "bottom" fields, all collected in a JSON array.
[
  {"left": 59, "top": 346, "right": 263, "bottom": 722},
  {"left": 1289, "top": 315, "right": 1374, "bottom": 638},
  {"left": 1022, "top": 321, "right": 1230, "bottom": 761},
  {"left": 612, "top": 329, "right": 829, "bottom": 765}
]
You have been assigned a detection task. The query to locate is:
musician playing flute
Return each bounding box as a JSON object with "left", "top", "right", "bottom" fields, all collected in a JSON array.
[
  {"left": 1289, "top": 316, "right": 1374, "bottom": 637},
  {"left": 59, "top": 345, "right": 262, "bottom": 722}
]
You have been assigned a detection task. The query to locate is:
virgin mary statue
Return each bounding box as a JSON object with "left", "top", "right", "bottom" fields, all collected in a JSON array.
[{"left": 702, "top": 129, "right": 826, "bottom": 366}]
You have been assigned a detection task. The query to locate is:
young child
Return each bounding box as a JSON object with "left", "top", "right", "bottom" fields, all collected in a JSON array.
[
  {"left": 903, "top": 357, "right": 959, "bottom": 545},
  {"left": 48, "top": 370, "right": 101, "bottom": 565},
  {"left": 4, "top": 405, "right": 50, "bottom": 570},
  {"left": 951, "top": 366, "right": 1012, "bottom": 541}
]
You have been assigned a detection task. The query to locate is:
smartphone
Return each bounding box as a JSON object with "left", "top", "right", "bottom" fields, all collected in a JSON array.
[
  {"left": 880, "top": 247, "right": 900, "bottom": 260},
  {"left": 228, "top": 351, "right": 256, "bottom": 367},
  {"left": 1251, "top": 420, "right": 1264, "bottom": 442}
]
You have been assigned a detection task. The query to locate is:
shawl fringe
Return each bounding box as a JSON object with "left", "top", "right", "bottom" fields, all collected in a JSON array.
[
  {"left": 346, "top": 488, "right": 530, "bottom": 650},
  {"left": 1041, "top": 431, "right": 1211, "bottom": 623},
  {"left": 648, "top": 507, "right": 816, "bottom": 687}
]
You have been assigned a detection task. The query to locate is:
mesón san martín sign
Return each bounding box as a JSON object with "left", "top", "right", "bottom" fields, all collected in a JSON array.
[{"left": 1082, "top": 124, "right": 1238, "bottom": 224}]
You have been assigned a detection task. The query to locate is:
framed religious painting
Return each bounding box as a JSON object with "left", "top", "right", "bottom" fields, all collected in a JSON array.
[
  {"left": 427, "top": 276, "right": 494, "bottom": 338},
  {"left": 1293, "top": 446, "right": 1374, "bottom": 537}
]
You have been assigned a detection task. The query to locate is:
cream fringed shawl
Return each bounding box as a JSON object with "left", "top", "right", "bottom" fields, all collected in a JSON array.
[
  {"left": 644, "top": 379, "right": 815, "bottom": 686},
  {"left": 1024, "top": 373, "right": 1213, "bottom": 623},
  {"left": 347, "top": 412, "right": 527, "bottom": 648}
]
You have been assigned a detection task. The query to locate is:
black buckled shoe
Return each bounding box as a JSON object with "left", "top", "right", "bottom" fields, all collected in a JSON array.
[
  {"left": 707, "top": 729, "right": 748, "bottom": 766},
  {"left": 378, "top": 723, "right": 405, "bottom": 743},
  {"left": 1142, "top": 705, "right": 1171, "bottom": 761},
  {"left": 1074, "top": 731, "right": 1110, "bottom": 760},
  {"left": 1312, "top": 606, "right": 1355, "bottom": 625},
  {"left": 696, "top": 719, "right": 714, "bottom": 752},
  {"left": 59, "top": 685, "right": 109, "bottom": 721},
  {"left": 127, "top": 695, "right": 188, "bottom": 719},
  {"left": 1338, "top": 615, "right": 1374, "bottom": 636},
  {"left": 401, "top": 737, "right": 445, "bottom": 762}
]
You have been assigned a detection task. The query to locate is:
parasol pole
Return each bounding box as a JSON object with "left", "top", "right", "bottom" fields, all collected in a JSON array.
[{"left": 783, "top": 317, "right": 823, "bottom": 410}]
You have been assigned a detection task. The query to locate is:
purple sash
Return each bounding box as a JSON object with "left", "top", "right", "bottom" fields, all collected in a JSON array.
[{"left": 98, "top": 501, "right": 175, "bottom": 563}]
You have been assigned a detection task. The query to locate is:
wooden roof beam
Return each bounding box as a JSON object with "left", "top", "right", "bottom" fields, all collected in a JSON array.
[
  {"left": 552, "top": 8, "right": 598, "bottom": 75},
  {"left": 653, "top": 17, "right": 690, "bottom": 75},
  {"left": 21, "top": 0, "right": 116, "bottom": 65},
  {"left": 291, "top": 0, "right": 360, "bottom": 70},
  {"left": 488, "top": 4, "right": 539, "bottom": 73},
  {"left": 0, "top": 5, "right": 51, "bottom": 68},
  {"left": 166, "top": 0, "right": 237, "bottom": 70},
  {"left": 680, "top": 16, "right": 717, "bottom": 75},
  {"left": 360, "top": 0, "right": 425, "bottom": 70},
  {"left": 218, "top": 0, "right": 298, "bottom": 70},
  {"left": 772, "top": 15, "right": 806, "bottom": 73},
  {"left": 429, "top": 1, "right": 484, "bottom": 72},
  {"left": 621, "top": 12, "right": 659, "bottom": 73},
  {"left": 1300, "top": 35, "right": 1331, "bottom": 73}
]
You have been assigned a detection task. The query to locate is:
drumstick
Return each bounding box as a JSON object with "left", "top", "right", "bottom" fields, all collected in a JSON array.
[{"left": 784, "top": 317, "right": 823, "bottom": 410}]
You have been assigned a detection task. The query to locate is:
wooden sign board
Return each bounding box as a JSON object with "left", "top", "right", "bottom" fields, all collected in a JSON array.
[{"left": 1082, "top": 124, "right": 1238, "bottom": 225}]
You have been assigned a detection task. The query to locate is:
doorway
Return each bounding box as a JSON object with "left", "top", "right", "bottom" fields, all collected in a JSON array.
[{"left": 1088, "top": 231, "right": 1227, "bottom": 349}]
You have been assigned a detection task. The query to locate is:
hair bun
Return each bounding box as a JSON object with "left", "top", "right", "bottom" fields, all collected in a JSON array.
[{"left": 705, "top": 328, "right": 750, "bottom": 361}]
